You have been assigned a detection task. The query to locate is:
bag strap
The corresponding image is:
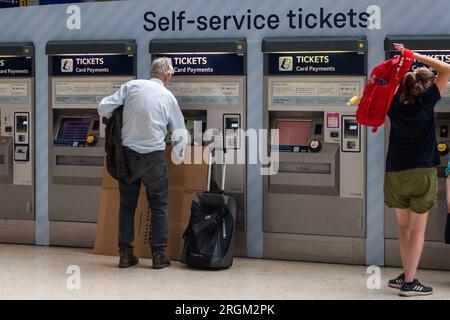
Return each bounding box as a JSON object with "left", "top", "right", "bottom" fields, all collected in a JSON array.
[{"left": 395, "top": 49, "right": 414, "bottom": 81}]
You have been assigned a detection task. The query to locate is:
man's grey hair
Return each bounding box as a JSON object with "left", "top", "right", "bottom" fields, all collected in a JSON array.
[{"left": 151, "top": 57, "right": 174, "bottom": 79}]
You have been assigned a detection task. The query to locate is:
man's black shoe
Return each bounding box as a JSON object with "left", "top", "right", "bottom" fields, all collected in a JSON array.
[
  {"left": 119, "top": 252, "right": 139, "bottom": 268},
  {"left": 152, "top": 252, "right": 171, "bottom": 269}
]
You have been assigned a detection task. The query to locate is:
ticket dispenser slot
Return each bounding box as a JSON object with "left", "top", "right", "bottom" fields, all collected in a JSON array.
[
  {"left": 14, "top": 145, "right": 28, "bottom": 162},
  {"left": 262, "top": 36, "right": 367, "bottom": 264}
]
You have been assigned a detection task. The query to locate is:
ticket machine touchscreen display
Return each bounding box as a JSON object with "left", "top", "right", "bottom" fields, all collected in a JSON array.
[
  {"left": 55, "top": 116, "right": 92, "bottom": 146},
  {"left": 275, "top": 120, "right": 311, "bottom": 146}
]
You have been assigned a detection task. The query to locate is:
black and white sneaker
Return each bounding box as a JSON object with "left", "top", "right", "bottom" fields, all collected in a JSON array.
[
  {"left": 388, "top": 273, "right": 405, "bottom": 289},
  {"left": 399, "top": 279, "right": 433, "bottom": 297}
]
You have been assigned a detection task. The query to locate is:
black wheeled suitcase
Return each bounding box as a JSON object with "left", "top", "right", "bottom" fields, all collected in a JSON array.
[{"left": 180, "top": 152, "right": 237, "bottom": 269}]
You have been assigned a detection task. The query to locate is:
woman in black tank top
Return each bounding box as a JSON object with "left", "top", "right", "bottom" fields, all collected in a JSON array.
[{"left": 385, "top": 43, "right": 450, "bottom": 296}]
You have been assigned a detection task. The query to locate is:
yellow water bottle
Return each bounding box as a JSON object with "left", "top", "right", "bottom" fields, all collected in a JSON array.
[{"left": 347, "top": 93, "right": 362, "bottom": 106}]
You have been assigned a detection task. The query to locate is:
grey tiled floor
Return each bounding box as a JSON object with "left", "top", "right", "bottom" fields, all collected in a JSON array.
[{"left": 0, "top": 244, "right": 449, "bottom": 300}]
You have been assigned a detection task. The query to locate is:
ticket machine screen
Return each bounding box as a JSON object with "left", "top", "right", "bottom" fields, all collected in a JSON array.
[
  {"left": 55, "top": 116, "right": 92, "bottom": 146},
  {"left": 275, "top": 120, "right": 311, "bottom": 146},
  {"left": 16, "top": 116, "right": 28, "bottom": 133},
  {"left": 344, "top": 122, "right": 359, "bottom": 138}
]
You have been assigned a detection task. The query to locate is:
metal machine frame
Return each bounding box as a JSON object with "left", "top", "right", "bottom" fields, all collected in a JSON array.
[
  {"left": 149, "top": 39, "right": 248, "bottom": 256},
  {"left": 262, "top": 36, "right": 368, "bottom": 264},
  {"left": 46, "top": 40, "right": 136, "bottom": 247},
  {"left": 0, "top": 43, "right": 35, "bottom": 244}
]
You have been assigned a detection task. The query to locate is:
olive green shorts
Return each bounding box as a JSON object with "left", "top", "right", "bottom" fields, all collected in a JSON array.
[{"left": 384, "top": 167, "right": 438, "bottom": 214}]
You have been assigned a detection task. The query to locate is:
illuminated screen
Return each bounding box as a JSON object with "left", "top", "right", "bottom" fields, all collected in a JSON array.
[
  {"left": 275, "top": 120, "right": 311, "bottom": 146},
  {"left": 56, "top": 117, "right": 92, "bottom": 142},
  {"left": 16, "top": 116, "right": 28, "bottom": 133}
]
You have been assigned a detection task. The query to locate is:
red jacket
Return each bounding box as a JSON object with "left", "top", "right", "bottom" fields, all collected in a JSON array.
[{"left": 356, "top": 49, "right": 414, "bottom": 132}]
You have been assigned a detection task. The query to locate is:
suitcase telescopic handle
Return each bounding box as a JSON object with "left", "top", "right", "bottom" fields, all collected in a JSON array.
[
  {"left": 221, "top": 154, "right": 227, "bottom": 191},
  {"left": 207, "top": 151, "right": 212, "bottom": 192},
  {"left": 207, "top": 149, "right": 227, "bottom": 192}
]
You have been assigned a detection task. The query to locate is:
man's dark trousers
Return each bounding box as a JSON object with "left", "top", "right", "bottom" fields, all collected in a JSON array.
[{"left": 118, "top": 148, "right": 168, "bottom": 255}]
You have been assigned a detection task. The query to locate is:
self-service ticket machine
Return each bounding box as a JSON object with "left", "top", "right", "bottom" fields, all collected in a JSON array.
[
  {"left": 0, "top": 43, "right": 35, "bottom": 244},
  {"left": 46, "top": 41, "right": 136, "bottom": 247},
  {"left": 149, "top": 39, "right": 247, "bottom": 256},
  {"left": 262, "top": 37, "right": 367, "bottom": 264},
  {"left": 385, "top": 35, "right": 450, "bottom": 270}
]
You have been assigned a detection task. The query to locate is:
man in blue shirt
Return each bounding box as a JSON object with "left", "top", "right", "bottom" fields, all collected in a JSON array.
[{"left": 99, "top": 57, "right": 187, "bottom": 269}]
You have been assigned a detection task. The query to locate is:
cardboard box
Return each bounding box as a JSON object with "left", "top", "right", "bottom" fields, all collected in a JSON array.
[
  {"left": 102, "top": 146, "right": 208, "bottom": 191},
  {"left": 94, "top": 187, "right": 197, "bottom": 261},
  {"left": 93, "top": 186, "right": 147, "bottom": 257},
  {"left": 133, "top": 189, "right": 197, "bottom": 260},
  {"left": 101, "top": 166, "right": 119, "bottom": 189},
  {"left": 93, "top": 189, "right": 119, "bottom": 256},
  {"left": 167, "top": 146, "right": 208, "bottom": 191},
  {"left": 94, "top": 146, "right": 207, "bottom": 261},
  {"left": 165, "top": 190, "right": 197, "bottom": 259}
]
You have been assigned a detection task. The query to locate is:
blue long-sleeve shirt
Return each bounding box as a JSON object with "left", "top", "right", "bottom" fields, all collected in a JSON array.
[{"left": 98, "top": 78, "right": 187, "bottom": 156}]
